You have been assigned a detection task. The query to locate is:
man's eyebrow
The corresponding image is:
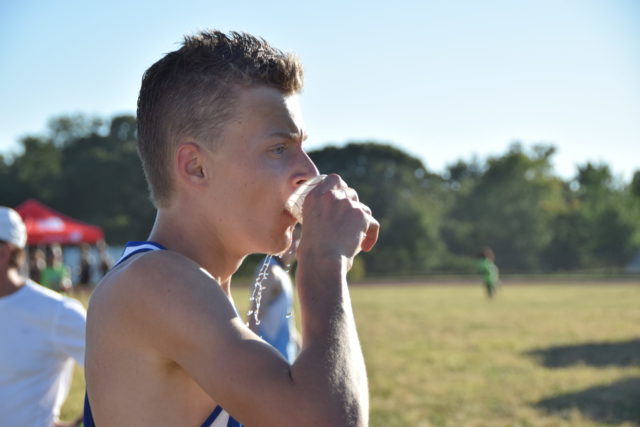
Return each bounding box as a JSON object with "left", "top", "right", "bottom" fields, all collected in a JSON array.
[{"left": 271, "top": 130, "right": 308, "bottom": 142}]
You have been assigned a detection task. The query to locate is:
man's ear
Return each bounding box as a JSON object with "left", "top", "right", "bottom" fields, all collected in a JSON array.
[{"left": 176, "top": 142, "right": 207, "bottom": 185}]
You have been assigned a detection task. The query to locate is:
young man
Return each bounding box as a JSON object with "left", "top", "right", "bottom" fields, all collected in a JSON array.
[
  {"left": 0, "top": 207, "right": 86, "bottom": 427},
  {"left": 85, "top": 30, "right": 379, "bottom": 426}
]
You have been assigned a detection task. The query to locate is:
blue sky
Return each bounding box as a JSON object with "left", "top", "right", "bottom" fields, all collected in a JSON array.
[{"left": 1, "top": 0, "right": 639, "bottom": 180}]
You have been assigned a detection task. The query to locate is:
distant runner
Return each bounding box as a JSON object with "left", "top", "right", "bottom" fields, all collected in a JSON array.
[{"left": 478, "top": 247, "right": 500, "bottom": 298}]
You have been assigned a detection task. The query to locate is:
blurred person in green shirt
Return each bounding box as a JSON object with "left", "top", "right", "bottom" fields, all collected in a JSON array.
[
  {"left": 478, "top": 247, "right": 500, "bottom": 299},
  {"left": 41, "top": 243, "right": 72, "bottom": 293}
]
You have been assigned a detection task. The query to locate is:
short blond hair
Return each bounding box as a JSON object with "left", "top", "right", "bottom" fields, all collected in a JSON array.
[{"left": 136, "top": 30, "right": 304, "bottom": 207}]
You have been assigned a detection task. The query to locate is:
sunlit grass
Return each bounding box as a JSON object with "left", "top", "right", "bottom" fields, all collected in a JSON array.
[{"left": 62, "top": 283, "right": 640, "bottom": 426}]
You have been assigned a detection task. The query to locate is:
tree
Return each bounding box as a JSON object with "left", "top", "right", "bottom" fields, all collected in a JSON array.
[
  {"left": 56, "top": 115, "right": 154, "bottom": 242},
  {"left": 443, "top": 143, "right": 564, "bottom": 271},
  {"left": 309, "top": 142, "right": 447, "bottom": 276},
  {"left": 9, "top": 136, "right": 62, "bottom": 204},
  {"left": 3, "top": 112, "right": 639, "bottom": 273},
  {"left": 47, "top": 114, "right": 104, "bottom": 147},
  {"left": 569, "top": 163, "right": 637, "bottom": 268},
  {"left": 542, "top": 209, "right": 592, "bottom": 271},
  {"left": 631, "top": 170, "right": 640, "bottom": 199},
  {"left": 0, "top": 114, "right": 154, "bottom": 243}
]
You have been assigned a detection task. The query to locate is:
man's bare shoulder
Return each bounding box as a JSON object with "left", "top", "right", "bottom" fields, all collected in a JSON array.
[
  {"left": 85, "top": 250, "right": 244, "bottom": 425},
  {"left": 93, "top": 250, "right": 195, "bottom": 299},
  {"left": 88, "top": 250, "right": 238, "bottom": 344}
]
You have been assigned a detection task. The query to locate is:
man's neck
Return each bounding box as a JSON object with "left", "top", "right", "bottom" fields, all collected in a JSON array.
[
  {"left": 147, "top": 209, "right": 244, "bottom": 291},
  {"left": 0, "top": 268, "right": 26, "bottom": 298}
]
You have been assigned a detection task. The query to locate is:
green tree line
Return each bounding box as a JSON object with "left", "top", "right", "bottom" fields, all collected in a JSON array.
[{"left": 2, "top": 114, "right": 639, "bottom": 276}]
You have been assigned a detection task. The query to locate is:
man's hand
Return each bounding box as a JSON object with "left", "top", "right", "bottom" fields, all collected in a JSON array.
[{"left": 298, "top": 174, "right": 379, "bottom": 267}]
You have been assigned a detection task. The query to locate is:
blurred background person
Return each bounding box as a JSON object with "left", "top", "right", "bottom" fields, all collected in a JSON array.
[
  {"left": 41, "top": 243, "right": 72, "bottom": 293},
  {"left": 248, "top": 226, "right": 302, "bottom": 363},
  {"left": 28, "top": 245, "right": 46, "bottom": 283},
  {"left": 0, "top": 207, "right": 86, "bottom": 427},
  {"left": 77, "top": 243, "right": 93, "bottom": 289},
  {"left": 478, "top": 247, "right": 500, "bottom": 299},
  {"left": 96, "top": 239, "right": 113, "bottom": 279}
]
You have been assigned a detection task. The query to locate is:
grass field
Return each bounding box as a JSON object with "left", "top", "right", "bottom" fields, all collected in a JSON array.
[{"left": 61, "top": 282, "right": 640, "bottom": 426}]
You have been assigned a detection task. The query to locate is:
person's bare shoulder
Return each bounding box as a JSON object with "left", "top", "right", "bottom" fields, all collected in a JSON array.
[
  {"left": 87, "top": 250, "right": 310, "bottom": 426},
  {"left": 88, "top": 250, "right": 239, "bottom": 348}
]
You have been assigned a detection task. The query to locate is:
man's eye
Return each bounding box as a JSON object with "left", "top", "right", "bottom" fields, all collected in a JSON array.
[{"left": 271, "top": 144, "right": 287, "bottom": 155}]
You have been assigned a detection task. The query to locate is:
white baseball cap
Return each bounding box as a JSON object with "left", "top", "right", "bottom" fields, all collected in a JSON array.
[{"left": 0, "top": 207, "right": 27, "bottom": 249}]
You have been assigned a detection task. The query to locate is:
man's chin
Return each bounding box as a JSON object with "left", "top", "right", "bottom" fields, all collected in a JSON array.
[
  {"left": 255, "top": 221, "right": 294, "bottom": 256},
  {"left": 270, "top": 229, "right": 293, "bottom": 257}
]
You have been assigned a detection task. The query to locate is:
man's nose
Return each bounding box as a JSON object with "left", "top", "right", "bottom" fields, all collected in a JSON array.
[{"left": 293, "top": 151, "right": 320, "bottom": 187}]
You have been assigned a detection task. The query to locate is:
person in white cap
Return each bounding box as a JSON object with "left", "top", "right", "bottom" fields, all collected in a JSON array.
[{"left": 0, "top": 206, "right": 86, "bottom": 427}]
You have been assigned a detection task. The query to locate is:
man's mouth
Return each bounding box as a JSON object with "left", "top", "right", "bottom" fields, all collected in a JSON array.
[{"left": 284, "top": 209, "right": 297, "bottom": 220}]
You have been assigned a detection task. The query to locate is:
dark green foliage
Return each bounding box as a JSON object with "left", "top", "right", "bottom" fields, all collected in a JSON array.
[
  {"left": 0, "top": 114, "right": 155, "bottom": 243},
  {"left": 631, "top": 170, "right": 640, "bottom": 198},
  {"left": 442, "top": 143, "right": 565, "bottom": 271},
  {"left": 55, "top": 115, "right": 155, "bottom": 242},
  {"left": 310, "top": 143, "right": 447, "bottom": 276},
  {"left": 542, "top": 210, "right": 592, "bottom": 270},
  {"left": 1, "top": 115, "right": 638, "bottom": 275}
]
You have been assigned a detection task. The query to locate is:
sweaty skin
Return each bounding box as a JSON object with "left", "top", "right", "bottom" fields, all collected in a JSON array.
[{"left": 85, "top": 86, "right": 379, "bottom": 426}]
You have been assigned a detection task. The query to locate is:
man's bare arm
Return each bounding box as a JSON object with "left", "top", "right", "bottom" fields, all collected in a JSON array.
[
  {"left": 289, "top": 174, "right": 379, "bottom": 425},
  {"left": 107, "top": 175, "right": 378, "bottom": 427}
]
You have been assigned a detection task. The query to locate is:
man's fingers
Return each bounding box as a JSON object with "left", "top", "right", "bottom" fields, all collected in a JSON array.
[
  {"left": 307, "top": 173, "right": 378, "bottom": 252},
  {"left": 314, "top": 174, "right": 344, "bottom": 195},
  {"left": 344, "top": 187, "right": 359, "bottom": 202},
  {"left": 358, "top": 203, "right": 372, "bottom": 216},
  {"left": 360, "top": 214, "right": 380, "bottom": 253},
  {"left": 310, "top": 174, "right": 359, "bottom": 203}
]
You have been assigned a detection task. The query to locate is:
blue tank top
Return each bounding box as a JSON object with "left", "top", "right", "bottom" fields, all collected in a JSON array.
[{"left": 83, "top": 241, "right": 242, "bottom": 427}]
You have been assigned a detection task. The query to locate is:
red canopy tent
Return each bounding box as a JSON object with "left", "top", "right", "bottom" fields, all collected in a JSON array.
[{"left": 15, "top": 199, "right": 104, "bottom": 245}]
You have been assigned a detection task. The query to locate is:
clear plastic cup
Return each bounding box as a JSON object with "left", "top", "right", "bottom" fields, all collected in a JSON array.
[{"left": 285, "top": 175, "right": 327, "bottom": 223}]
